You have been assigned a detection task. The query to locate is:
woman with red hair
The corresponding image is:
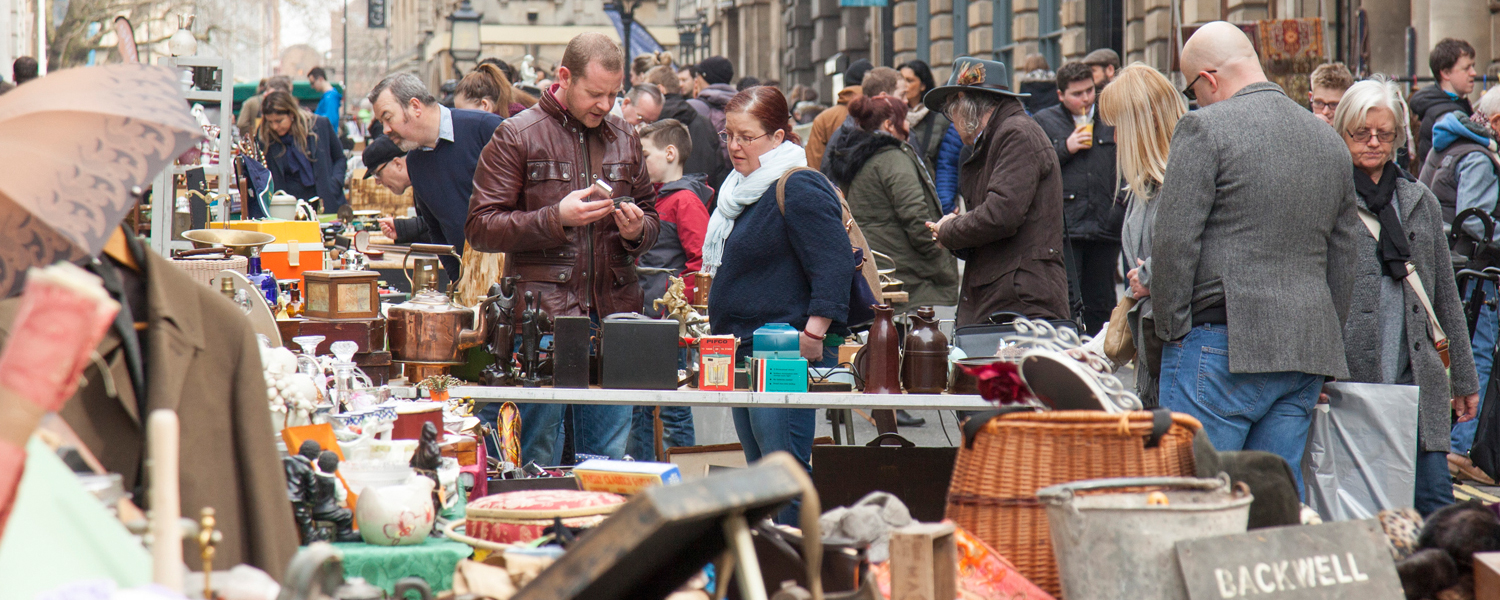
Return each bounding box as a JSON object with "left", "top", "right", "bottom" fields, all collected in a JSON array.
[
  {"left": 702, "top": 86, "right": 854, "bottom": 522},
  {"left": 825, "top": 94, "right": 958, "bottom": 314}
]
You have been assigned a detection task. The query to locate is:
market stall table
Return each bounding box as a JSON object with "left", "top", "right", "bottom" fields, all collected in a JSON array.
[{"left": 391, "top": 385, "right": 991, "bottom": 411}]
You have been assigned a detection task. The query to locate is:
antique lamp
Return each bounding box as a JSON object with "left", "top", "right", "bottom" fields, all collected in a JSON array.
[{"left": 448, "top": 1, "right": 483, "bottom": 65}]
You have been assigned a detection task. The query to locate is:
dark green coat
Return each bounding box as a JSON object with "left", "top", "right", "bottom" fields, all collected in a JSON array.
[{"left": 829, "top": 130, "right": 959, "bottom": 310}]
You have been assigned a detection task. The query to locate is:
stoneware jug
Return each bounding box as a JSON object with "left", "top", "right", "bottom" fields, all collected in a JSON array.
[
  {"left": 862, "top": 304, "right": 902, "bottom": 394},
  {"left": 901, "top": 306, "right": 949, "bottom": 393},
  {"left": 355, "top": 475, "right": 436, "bottom": 546}
]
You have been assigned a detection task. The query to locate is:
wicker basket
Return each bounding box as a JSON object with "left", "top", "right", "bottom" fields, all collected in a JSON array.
[
  {"left": 168, "top": 255, "right": 248, "bottom": 287},
  {"left": 945, "top": 410, "right": 1201, "bottom": 597},
  {"left": 347, "top": 173, "right": 415, "bottom": 216}
]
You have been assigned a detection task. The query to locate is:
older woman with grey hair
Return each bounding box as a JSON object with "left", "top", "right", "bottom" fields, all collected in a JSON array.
[{"left": 1332, "top": 78, "right": 1480, "bottom": 516}]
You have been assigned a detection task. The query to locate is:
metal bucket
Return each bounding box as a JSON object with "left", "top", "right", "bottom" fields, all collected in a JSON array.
[{"left": 1037, "top": 475, "right": 1253, "bottom": 600}]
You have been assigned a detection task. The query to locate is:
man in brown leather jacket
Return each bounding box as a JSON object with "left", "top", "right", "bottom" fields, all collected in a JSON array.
[{"left": 467, "top": 32, "right": 660, "bottom": 465}]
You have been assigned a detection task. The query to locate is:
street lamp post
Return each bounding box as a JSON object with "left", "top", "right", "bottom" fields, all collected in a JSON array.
[
  {"left": 610, "top": 0, "right": 641, "bottom": 87},
  {"left": 448, "top": 0, "right": 484, "bottom": 77}
]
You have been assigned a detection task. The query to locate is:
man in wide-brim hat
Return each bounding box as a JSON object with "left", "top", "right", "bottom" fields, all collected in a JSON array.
[{"left": 924, "top": 57, "right": 1071, "bottom": 327}]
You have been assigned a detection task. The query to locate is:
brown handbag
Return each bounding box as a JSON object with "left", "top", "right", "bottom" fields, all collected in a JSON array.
[{"left": 1102, "top": 295, "right": 1138, "bottom": 364}]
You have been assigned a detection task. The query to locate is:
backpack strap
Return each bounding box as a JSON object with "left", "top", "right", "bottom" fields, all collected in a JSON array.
[{"left": 775, "top": 166, "right": 822, "bottom": 215}]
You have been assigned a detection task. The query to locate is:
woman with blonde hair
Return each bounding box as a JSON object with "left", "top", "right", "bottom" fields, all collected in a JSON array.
[
  {"left": 632, "top": 52, "right": 673, "bottom": 86},
  {"left": 1093, "top": 63, "right": 1187, "bottom": 405},
  {"left": 454, "top": 63, "right": 516, "bottom": 117}
]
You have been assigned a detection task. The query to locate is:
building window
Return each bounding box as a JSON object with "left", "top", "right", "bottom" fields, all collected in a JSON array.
[
  {"left": 993, "top": 0, "right": 1012, "bottom": 75},
  {"left": 1038, "top": 0, "right": 1061, "bottom": 69}
]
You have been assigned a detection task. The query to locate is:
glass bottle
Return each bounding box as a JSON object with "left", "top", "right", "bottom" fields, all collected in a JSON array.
[
  {"left": 246, "top": 247, "right": 278, "bottom": 307},
  {"left": 287, "top": 282, "right": 304, "bottom": 318}
]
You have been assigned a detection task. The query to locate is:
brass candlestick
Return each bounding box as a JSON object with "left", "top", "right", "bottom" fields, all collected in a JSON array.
[{"left": 198, "top": 507, "right": 221, "bottom": 599}]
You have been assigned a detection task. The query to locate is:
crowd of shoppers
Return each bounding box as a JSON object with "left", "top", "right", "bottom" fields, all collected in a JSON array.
[{"left": 202, "top": 21, "right": 1500, "bottom": 522}]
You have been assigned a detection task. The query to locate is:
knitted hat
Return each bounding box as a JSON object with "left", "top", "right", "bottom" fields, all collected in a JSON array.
[
  {"left": 697, "top": 56, "right": 734, "bottom": 85},
  {"left": 845, "top": 59, "right": 874, "bottom": 86}
]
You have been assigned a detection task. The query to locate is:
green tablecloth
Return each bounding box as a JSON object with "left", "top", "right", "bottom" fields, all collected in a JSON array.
[{"left": 324, "top": 537, "right": 474, "bottom": 593}]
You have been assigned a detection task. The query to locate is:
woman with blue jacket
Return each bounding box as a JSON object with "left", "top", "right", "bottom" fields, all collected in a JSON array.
[
  {"left": 705, "top": 86, "right": 853, "bottom": 523},
  {"left": 258, "top": 90, "right": 347, "bottom": 213}
]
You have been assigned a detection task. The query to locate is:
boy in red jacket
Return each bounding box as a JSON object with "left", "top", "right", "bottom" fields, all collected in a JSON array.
[
  {"left": 629, "top": 118, "right": 711, "bottom": 461},
  {"left": 637, "top": 119, "right": 712, "bottom": 315}
]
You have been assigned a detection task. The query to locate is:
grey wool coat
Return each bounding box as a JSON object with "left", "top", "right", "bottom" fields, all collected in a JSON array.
[
  {"left": 1343, "top": 176, "right": 1479, "bottom": 452},
  {"left": 1152, "top": 82, "right": 1363, "bottom": 379}
]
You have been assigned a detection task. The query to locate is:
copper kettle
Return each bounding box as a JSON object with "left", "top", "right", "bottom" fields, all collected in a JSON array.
[{"left": 387, "top": 244, "right": 487, "bottom": 364}]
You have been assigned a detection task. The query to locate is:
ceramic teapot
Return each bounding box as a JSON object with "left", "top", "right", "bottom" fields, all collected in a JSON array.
[
  {"left": 355, "top": 475, "right": 436, "bottom": 546},
  {"left": 332, "top": 577, "right": 433, "bottom": 600}
]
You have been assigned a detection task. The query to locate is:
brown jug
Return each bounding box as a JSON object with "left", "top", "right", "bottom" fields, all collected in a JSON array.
[
  {"left": 862, "top": 304, "right": 902, "bottom": 394},
  {"left": 901, "top": 306, "right": 948, "bottom": 393}
]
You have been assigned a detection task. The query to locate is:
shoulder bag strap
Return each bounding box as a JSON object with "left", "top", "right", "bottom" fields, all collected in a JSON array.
[
  {"left": 776, "top": 166, "right": 821, "bottom": 215},
  {"left": 1355, "top": 207, "right": 1449, "bottom": 353}
]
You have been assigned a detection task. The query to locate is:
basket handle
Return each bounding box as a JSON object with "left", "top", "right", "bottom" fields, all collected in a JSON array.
[{"left": 961, "top": 406, "right": 1042, "bottom": 449}]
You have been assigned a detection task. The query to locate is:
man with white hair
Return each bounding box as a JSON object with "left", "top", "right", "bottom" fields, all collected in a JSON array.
[{"left": 1152, "top": 22, "right": 1361, "bottom": 494}]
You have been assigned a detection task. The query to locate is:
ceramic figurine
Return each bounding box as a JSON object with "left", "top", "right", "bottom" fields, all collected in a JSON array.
[
  {"left": 313, "top": 451, "right": 359, "bottom": 542},
  {"left": 410, "top": 422, "right": 443, "bottom": 529},
  {"left": 480, "top": 278, "right": 518, "bottom": 386},
  {"left": 284, "top": 440, "right": 322, "bottom": 543}
]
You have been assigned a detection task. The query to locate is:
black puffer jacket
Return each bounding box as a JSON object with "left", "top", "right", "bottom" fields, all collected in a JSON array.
[
  {"left": 1033, "top": 104, "right": 1123, "bottom": 242},
  {"left": 661, "top": 94, "right": 729, "bottom": 196},
  {"left": 1411, "top": 85, "right": 1474, "bottom": 167}
]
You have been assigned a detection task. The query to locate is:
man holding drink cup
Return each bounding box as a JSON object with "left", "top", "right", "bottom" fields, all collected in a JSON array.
[{"left": 1033, "top": 61, "right": 1122, "bottom": 335}]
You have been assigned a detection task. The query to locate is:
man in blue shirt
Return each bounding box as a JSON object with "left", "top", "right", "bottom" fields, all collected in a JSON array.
[
  {"left": 367, "top": 72, "right": 503, "bottom": 282},
  {"left": 309, "top": 67, "right": 343, "bottom": 128}
]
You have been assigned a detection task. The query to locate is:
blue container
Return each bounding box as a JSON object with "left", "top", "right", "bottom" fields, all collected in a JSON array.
[{"left": 752, "top": 323, "right": 801, "bottom": 359}]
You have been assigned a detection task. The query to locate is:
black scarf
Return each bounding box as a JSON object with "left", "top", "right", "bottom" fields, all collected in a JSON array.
[{"left": 1353, "top": 162, "right": 1412, "bottom": 279}]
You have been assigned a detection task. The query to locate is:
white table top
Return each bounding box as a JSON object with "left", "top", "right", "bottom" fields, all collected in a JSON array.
[{"left": 389, "top": 385, "right": 992, "bottom": 411}]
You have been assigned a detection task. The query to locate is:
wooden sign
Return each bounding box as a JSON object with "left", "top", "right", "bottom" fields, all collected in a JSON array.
[{"left": 1175, "top": 520, "right": 1402, "bottom": 600}]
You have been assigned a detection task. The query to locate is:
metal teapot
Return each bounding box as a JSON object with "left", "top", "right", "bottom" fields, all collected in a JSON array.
[
  {"left": 276, "top": 543, "right": 434, "bottom": 600},
  {"left": 333, "top": 577, "right": 433, "bottom": 600},
  {"left": 387, "top": 244, "right": 488, "bottom": 364}
]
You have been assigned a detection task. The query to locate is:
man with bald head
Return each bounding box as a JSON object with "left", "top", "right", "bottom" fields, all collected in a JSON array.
[{"left": 1152, "top": 22, "right": 1360, "bottom": 495}]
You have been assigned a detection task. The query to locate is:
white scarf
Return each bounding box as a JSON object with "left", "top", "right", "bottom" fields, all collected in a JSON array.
[
  {"left": 906, "top": 104, "right": 928, "bottom": 131},
  {"left": 701, "top": 140, "right": 808, "bottom": 275}
]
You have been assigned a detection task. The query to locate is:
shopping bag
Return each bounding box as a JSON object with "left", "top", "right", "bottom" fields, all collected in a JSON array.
[{"left": 1303, "top": 382, "right": 1418, "bottom": 521}]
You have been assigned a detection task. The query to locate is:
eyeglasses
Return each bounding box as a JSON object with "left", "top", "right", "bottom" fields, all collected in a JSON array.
[
  {"left": 1311, "top": 99, "right": 1339, "bottom": 113},
  {"left": 1347, "top": 128, "right": 1397, "bottom": 144},
  {"left": 1181, "top": 70, "right": 1217, "bottom": 102},
  {"left": 719, "top": 130, "right": 772, "bottom": 147}
]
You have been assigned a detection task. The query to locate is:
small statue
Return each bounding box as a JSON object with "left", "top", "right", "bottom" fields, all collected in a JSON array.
[
  {"left": 410, "top": 421, "right": 443, "bottom": 532},
  {"left": 312, "top": 451, "right": 359, "bottom": 542},
  {"left": 283, "top": 440, "right": 321, "bottom": 543},
  {"left": 517, "top": 291, "right": 551, "bottom": 388},
  {"left": 653, "top": 275, "right": 711, "bottom": 338},
  {"left": 480, "top": 278, "right": 518, "bottom": 386}
]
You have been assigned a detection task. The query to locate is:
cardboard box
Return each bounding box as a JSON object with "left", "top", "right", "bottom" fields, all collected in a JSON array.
[
  {"left": 749, "top": 357, "right": 809, "bottom": 393},
  {"left": 573, "top": 459, "right": 682, "bottom": 495},
  {"left": 699, "top": 336, "right": 737, "bottom": 391}
]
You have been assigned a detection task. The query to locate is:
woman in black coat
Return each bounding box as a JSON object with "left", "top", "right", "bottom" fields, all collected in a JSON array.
[{"left": 259, "top": 90, "right": 347, "bottom": 213}]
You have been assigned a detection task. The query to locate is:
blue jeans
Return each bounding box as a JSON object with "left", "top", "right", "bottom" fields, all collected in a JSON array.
[
  {"left": 1454, "top": 280, "right": 1497, "bottom": 455},
  {"left": 626, "top": 405, "right": 696, "bottom": 461},
  {"left": 1159, "top": 325, "right": 1323, "bottom": 499},
  {"left": 1416, "top": 447, "right": 1456, "bottom": 516},
  {"left": 733, "top": 345, "right": 837, "bottom": 525}
]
